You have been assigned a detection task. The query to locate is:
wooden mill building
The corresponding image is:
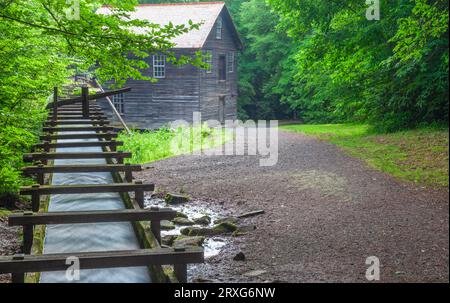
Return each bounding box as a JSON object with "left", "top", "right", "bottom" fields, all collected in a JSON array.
[{"left": 98, "top": 2, "right": 243, "bottom": 129}]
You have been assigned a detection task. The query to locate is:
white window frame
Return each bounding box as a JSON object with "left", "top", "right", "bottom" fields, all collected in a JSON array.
[
  {"left": 153, "top": 55, "right": 166, "bottom": 78},
  {"left": 112, "top": 93, "right": 124, "bottom": 115},
  {"left": 204, "top": 50, "right": 213, "bottom": 73},
  {"left": 216, "top": 17, "right": 223, "bottom": 40},
  {"left": 227, "top": 51, "right": 234, "bottom": 73}
]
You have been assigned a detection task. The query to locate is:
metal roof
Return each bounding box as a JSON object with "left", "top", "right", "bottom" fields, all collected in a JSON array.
[{"left": 98, "top": 2, "right": 241, "bottom": 49}]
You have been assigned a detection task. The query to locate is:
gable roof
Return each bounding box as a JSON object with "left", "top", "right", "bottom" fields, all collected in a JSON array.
[{"left": 98, "top": 2, "right": 242, "bottom": 50}]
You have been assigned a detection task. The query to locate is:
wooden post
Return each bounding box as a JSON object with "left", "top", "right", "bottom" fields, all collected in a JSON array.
[
  {"left": 11, "top": 254, "right": 25, "bottom": 283},
  {"left": 42, "top": 142, "right": 50, "bottom": 153},
  {"left": 151, "top": 221, "right": 161, "bottom": 244},
  {"left": 134, "top": 180, "right": 144, "bottom": 209},
  {"left": 36, "top": 164, "right": 44, "bottom": 185},
  {"left": 125, "top": 164, "right": 133, "bottom": 182},
  {"left": 23, "top": 222, "right": 33, "bottom": 254},
  {"left": 82, "top": 86, "right": 89, "bottom": 118},
  {"left": 174, "top": 263, "right": 187, "bottom": 283},
  {"left": 117, "top": 151, "right": 124, "bottom": 164},
  {"left": 31, "top": 185, "right": 40, "bottom": 212},
  {"left": 53, "top": 87, "right": 58, "bottom": 121}
]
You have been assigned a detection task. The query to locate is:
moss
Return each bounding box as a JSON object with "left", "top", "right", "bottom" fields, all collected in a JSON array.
[{"left": 180, "top": 222, "right": 237, "bottom": 236}]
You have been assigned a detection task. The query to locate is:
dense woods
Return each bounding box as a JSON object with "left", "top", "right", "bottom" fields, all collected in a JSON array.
[{"left": 0, "top": 0, "right": 448, "bottom": 199}]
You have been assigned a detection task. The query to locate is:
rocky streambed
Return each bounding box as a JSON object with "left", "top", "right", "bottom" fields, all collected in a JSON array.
[{"left": 144, "top": 193, "right": 259, "bottom": 281}]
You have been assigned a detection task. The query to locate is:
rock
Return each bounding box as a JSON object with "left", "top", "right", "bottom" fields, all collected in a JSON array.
[
  {"left": 161, "top": 220, "right": 176, "bottom": 230},
  {"left": 180, "top": 222, "right": 237, "bottom": 236},
  {"left": 173, "top": 236, "right": 205, "bottom": 247},
  {"left": 165, "top": 193, "right": 190, "bottom": 205},
  {"left": 233, "top": 252, "right": 246, "bottom": 261},
  {"left": 172, "top": 217, "right": 195, "bottom": 226},
  {"left": 161, "top": 235, "right": 177, "bottom": 246},
  {"left": 194, "top": 215, "right": 211, "bottom": 225},
  {"left": 243, "top": 270, "right": 266, "bottom": 277},
  {"left": 214, "top": 217, "right": 238, "bottom": 225},
  {"left": 175, "top": 211, "right": 189, "bottom": 219}
]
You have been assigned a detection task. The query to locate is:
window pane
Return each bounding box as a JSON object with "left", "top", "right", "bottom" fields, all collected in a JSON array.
[
  {"left": 153, "top": 55, "right": 166, "bottom": 78},
  {"left": 216, "top": 17, "right": 222, "bottom": 39}
]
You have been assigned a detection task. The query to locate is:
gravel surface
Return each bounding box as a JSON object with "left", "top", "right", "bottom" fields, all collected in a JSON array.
[
  {"left": 0, "top": 216, "right": 20, "bottom": 283},
  {"left": 138, "top": 130, "right": 449, "bottom": 283}
]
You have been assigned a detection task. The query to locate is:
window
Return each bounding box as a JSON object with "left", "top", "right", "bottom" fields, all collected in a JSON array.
[
  {"left": 204, "top": 50, "right": 213, "bottom": 73},
  {"left": 216, "top": 17, "right": 223, "bottom": 40},
  {"left": 227, "top": 51, "right": 234, "bottom": 73},
  {"left": 153, "top": 55, "right": 166, "bottom": 78},
  {"left": 112, "top": 93, "right": 124, "bottom": 114},
  {"left": 218, "top": 55, "right": 226, "bottom": 81}
]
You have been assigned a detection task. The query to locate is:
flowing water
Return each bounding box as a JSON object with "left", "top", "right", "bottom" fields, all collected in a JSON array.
[{"left": 39, "top": 127, "right": 151, "bottom": 283}]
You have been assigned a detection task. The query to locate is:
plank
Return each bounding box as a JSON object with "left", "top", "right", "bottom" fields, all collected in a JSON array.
[
  {"left": 44, "top": 120, "right": 110, "bottom": 126},
  {"left": 40, "top": 133, "right": 117, "bottom": 140},
  {"left": 34, "top": 141, "right": 123, "bottom": 149},
  {"left": 49, "top": 115, "right": 107, "bottom": 120},
  {"left": 22, "top": 164, "right": 141, "bottom": 174},
  {"left": 45, "top": 87, "right": 131, "bottom": 109},
  {"left": 20, "top": 182, "right": 154, "bottom": 195},
  {"left": 8, "top": 209, "right": 176, "bottom": 226},
  {"left": 23, "top": 151, "right": 131, "bottom": 161},
  {"left": 42, "top": 126, "right": 114, "bottom": 132},
  {"left": 0, "top": 247, "right": 203, "bottom": 274}
]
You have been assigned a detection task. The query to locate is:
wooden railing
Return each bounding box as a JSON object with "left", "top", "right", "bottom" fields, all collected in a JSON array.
[{"left": 0, "top": 86, "right": 204, "bottom": 283}]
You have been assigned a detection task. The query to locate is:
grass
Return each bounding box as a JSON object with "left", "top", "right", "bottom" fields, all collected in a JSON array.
[
  {"left": 118, "top": 124, "right": 233, "bottom": 164},
  {"left": 281, "top": 124, "right": 449, "bottom": 189}
]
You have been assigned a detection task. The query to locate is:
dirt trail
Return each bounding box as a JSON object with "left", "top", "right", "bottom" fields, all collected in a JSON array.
[{"left": 138, "top": 130, "right": 449, "bottom": 283}]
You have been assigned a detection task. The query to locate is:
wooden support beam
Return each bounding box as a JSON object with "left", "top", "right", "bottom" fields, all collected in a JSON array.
[
  {"left": 23, "top": 151, "right": 131, "bottom": 162},
  {"left": 48, "top": 115, "right": 107, "bottom": 120},
  {"left": 0, "top": 247, "right": 204, "bottom": 276},
  {"left": 8, "top": 208, "right": 176, "bottom": 226},
  {"left": 45, "top": 87, "right": 131, "bottom": 109},
  {"left": 52, "top": 87, "right": 58, "bottom": 121},
  {"left": 20, "top": 182, "right": 154, "bottom": 195},
  {"left": 40, "top": 133, "right": 117, "bottom": 140},
  {"left": 34, "top": 141, "right": 122, "bottom": 150},
  {"left": 44, "top": 120, "right": 110, "bottom": 126},
  {"left": 42, "top": 126, "right": 114, "bottom": 132},
  {"left": 174, "top": 263, "right": 188, "bottom": 283},
  {"left": 22, "top": 164, "right": 141, "bottom": 175},
  {"left": 49, "top": 109, "right": 103, "bottom": 113},
  {"left": 82, "top": 86, "right": 89, "bottom": 118}
]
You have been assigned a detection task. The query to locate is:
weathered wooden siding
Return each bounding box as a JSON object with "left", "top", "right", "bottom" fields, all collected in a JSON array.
[
  {"left": 98, "top": 10, "right": 239, "bottom": 130},
  {"left": 200, "top": 11, "right": 238, "bottom": 122},
  {"left": 99, "top": 49, "right": 201, "bottom": 129}
]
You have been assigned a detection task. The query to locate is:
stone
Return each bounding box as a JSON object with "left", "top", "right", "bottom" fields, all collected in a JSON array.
[
  {"left": 180, "top": 222, "right": 237, "bottom": 236},
  {"left": 172, "top": 217, "right": 195, "bottom": 226},
  {"left": 165, "top": 193, "right": 190, "bottom": 205},
  {"left": 161, "top": 220, "right": 175, "bottom": 230},
  {"left": 233, "top": 252, "right": 246, "bottom": 261},
  {"left": 214, "top": 217, "right": 238, "bottom": 225},
  {"left": 193, "top": 215, "right": 211, "bottom": 225},
  {"left": 175, "top": 211, "right": 189, "bottom": 219},
  {"left": 173, "top": 236, "right": 205, "bottom": 247},
  {"left": 161, "top": 235, "right": 177, "bottom": 246}
]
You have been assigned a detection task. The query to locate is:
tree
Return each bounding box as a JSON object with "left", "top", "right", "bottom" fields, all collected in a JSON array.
[
  {"left": 0, "top": 0, "right": 202, "bottom": 200},
  {"left": 267, "top": 0, "right": 449, "bottom": 129}
]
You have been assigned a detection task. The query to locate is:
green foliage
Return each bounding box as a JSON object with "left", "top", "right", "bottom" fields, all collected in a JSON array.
[
  {"left": 268, "top": 0, "right": 449, "bottom": 129},
  {"left": 118, "top": 125, "right": 232, "bottom": 164},
  {"left": 281, "top": 123, "right": 449, "bottom": 188},
  {"left": 0, "top": 0, "right": 204, "bottom": 198}
]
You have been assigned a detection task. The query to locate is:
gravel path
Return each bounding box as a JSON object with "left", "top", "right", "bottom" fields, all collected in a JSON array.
[{"left": 137, "top": 130, "right": 448, "bottom": 283}]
